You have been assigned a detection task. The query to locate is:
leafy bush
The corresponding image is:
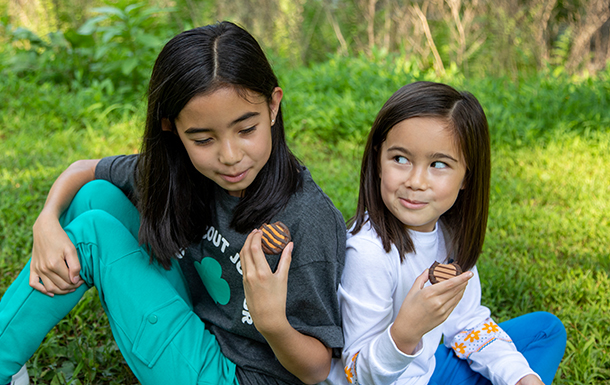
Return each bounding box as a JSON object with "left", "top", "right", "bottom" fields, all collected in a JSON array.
[{"left": 0, "top": 3, "right": 174, "bottom": 98}]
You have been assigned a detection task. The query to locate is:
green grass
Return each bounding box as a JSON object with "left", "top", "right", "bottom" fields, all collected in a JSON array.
[{"left": 1, "top": 59, "right": 609, "bottom": 383}]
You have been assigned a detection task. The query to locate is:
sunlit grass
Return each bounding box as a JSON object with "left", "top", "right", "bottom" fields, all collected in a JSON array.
[{"left": 1, "top": 69, "right": 609, "bottom": 383}]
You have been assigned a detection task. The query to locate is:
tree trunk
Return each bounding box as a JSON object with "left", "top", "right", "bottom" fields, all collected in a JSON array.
[
  {"left": 566, "top": 0, "right": 610, "bottom": 71},
  {"left": 413, "top": 3, "right": 445, "bottom": 76}
]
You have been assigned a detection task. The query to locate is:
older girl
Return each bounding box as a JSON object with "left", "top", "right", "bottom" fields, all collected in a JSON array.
[{"left": 0, "top": 22, "right": 345, "bottom": 385}]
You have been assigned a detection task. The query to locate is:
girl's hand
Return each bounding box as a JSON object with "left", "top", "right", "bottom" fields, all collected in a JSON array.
[
  {"left": 390, "top": 268, "right": 473, "bottom": 354},
  {"left": 29, "top": 210, "right": 84, "bottom": 296},
  {"left": 516, "top": 374, "right": 544, "bottom": 385},
  {"left": 240, "top": 229, "right": 293, "bottom": 334}
]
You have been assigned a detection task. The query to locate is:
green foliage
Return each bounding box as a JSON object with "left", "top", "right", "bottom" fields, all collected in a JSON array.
[
  {"left": 76, "top": 3, "right": 174, "bottom": 92},
  {"left": 467, "top": 72, "right": 610, "bottom": 147},
  {"left": 281, "top": 50, "right": 450, "bottom": 144},
  {"left": 0, "top": 3, "right": 174, "bottom": 98},
  {"left": 1, "top": 54, "right": 609, "bottom": 383}
]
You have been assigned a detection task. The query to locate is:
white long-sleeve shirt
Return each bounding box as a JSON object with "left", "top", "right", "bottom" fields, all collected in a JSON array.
[{"left": 323, "top": 221, "right": 537, "bottom": 385}]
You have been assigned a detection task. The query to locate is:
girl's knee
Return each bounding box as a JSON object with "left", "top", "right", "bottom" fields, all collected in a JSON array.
[
  {"left": 67, "top": 209, "right": 138, "bottom": 250},
  {"left": 528, "top": 312, "right": 567, "bottom": 346},
  {"left": 74, "top": 180, "right": 124, "bottom": 203}
]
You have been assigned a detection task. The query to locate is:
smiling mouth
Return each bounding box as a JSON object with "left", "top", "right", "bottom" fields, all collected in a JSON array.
[
  {"left": 401, "top": 198, "right": 428, "bottom": 209},
  {"left": 220, "top": 170, "right": 248, "bottom": 183}
]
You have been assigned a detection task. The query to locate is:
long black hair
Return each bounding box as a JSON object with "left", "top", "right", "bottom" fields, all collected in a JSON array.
[
  {"left": 350, "top": 81, "right": 490, "bottom": 272},
  {"left": 137, "top": 21, "right": 302, "bottom": 269}
]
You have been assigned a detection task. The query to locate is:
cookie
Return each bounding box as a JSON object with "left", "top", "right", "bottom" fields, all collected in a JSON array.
[
  {"left": 429, "top": 261, "right": 462, "bottom": 284},
  {"left": 259, "top": 221, "right": 291, "bottom": 255}
]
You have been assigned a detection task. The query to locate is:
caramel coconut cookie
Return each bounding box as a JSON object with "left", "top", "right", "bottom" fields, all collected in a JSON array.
[
  {"left": 429, "top": 261, "right": 462, "bottom": 284},
  {"left": 259, "top": 221, "right": 291, "bottom": 255}
]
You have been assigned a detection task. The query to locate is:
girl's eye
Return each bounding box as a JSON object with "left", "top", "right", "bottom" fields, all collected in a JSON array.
[
  {"left": 194, "top": 138, "right": 212, "bottom": 145},
  {"left": 431, "top": 161, "right": 448, "bottom": 169},
  {"left": 394, "top": 156, "right": 409, "bottom": 164},
  {"left": 240, "top": 126, "right": 256, "bottom": 135}
]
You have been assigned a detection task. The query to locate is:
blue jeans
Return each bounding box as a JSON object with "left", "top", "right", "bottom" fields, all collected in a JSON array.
[
  {"left": 430, "top": 312, "right": 566, "bottom": 384},
  {"left": 0, "top": 180, "right": 237, "bottom": 384}
]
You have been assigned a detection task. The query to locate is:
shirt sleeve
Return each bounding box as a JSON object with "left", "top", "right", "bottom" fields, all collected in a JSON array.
[
  {"left": 282, "top": 187, "right": 347, "bottom": 351},
  {"left": 94, "top": 154, "right": 139, "bottom": 203},
  {"left": 338, "top": 236, "right": 420, "bottom": 385},
  {"left": 444, "top": 268, "right": 537, "bottom": 385}
]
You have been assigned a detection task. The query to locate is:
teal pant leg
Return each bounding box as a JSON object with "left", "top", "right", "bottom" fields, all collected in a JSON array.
[
  {"left": 62, "top": 180, "right": 191, "bottom": 305},
  {"left": 0, "top": 262, "right": 87, "bottom": 383},
  {"left": 64, "top": 210, "right": 236, "bottom": 385}
]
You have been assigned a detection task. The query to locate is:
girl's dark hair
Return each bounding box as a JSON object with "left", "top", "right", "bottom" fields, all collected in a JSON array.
[
  {"left": 137, "top": 21, "right": 301, "bottom": 269},
  {"left": 350, "top": 81, "right": 490, "bottom": 272}
]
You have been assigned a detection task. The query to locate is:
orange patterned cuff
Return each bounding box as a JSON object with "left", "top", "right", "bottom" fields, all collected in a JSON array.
[
  {"left": 344, "top": 351, "right": 360, "bottom": 384},
  {"left": 451, "top": 317, "right": 512, "bottom": 359}
]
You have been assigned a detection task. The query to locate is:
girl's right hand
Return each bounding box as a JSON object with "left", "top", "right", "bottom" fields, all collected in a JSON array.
[
  {"left": 29, "top": 210, "right": 84, "bottom": 296},
  {"left": 390, "top": 268, "right": 473, "bottom": 354}
]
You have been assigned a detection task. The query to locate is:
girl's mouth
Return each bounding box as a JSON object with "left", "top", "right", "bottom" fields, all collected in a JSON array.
[
  {"left": 220, "top": 170, "right": 248, "bottom": 183},
  {"left": 401, "top": 198, "right": 428, "bottom": 209}
]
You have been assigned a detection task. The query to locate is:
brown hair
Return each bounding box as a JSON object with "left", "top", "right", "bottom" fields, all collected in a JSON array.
[{"left": 350, "top": 81, "right": 490, "bottom": 271}]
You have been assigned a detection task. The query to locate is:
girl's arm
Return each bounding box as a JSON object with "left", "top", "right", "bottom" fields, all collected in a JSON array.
[
  {"left": 240, "top": 230, "right": 332, "bottom": 384},
  {"left": 339, "top": 233, "right": 471, "bottom": 385},
  {"left": 29, "top": 159, "right": 100, "bottom": 296}
]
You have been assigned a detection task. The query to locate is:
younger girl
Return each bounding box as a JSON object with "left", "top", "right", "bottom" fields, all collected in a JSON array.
[
  {"left": 324, "top": 82, "right": 566, "bottom": 385},
  {"left": 0, "top": 22, "right": 345, "bottom": 385}
]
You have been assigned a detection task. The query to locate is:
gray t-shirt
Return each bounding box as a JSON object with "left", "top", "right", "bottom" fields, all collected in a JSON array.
[{"left": 95, "top": 155, "right": 346, "bottom": 385}]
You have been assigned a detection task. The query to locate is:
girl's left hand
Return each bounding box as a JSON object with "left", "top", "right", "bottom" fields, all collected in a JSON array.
[
  {"left": 240, "top": 229, "right": 293, "bottom": 335},
  {"left": 516, "top": 374, "right": 544, "bottom": 385}
]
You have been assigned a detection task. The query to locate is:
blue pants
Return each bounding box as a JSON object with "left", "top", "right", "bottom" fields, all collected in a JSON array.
[
  {"left": 0, "top": 180, "right": 237, "bottom": 384},
  {"left": 430, "top": 312, "right": 566, "bottom": 384}
]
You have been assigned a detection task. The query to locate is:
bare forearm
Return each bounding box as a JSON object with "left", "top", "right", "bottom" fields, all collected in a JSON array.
[
  {"left": 38, "top": 159, "right": 100, "bottom": 219},
  {"left": 261, "top": 321, "right": 332, "bottom": 384}
]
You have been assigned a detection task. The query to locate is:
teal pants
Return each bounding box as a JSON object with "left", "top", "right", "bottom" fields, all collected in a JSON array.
[{"left": 0, "top": 180, "right": 237, "bottom": 384}]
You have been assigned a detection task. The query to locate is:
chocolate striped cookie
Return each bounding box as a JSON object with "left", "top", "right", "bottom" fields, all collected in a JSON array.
[
  {"left": 429, "top": 261, "right": 462, "bottom": 284},
  {"left": 260, "top": 221, "right": 291, "bottom": 255}
]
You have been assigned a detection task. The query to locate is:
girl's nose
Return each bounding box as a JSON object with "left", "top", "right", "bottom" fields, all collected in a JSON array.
[
  {"left": 407, "top": 167, "right": 428, "bottom": 190},
  {"left": 219, "top": 140, "right": 242, "bottom": 165}
]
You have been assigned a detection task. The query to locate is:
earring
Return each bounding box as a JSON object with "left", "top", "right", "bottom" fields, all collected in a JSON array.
[{"left": 271, "top": 119, "right": 275, "bottom": 124}]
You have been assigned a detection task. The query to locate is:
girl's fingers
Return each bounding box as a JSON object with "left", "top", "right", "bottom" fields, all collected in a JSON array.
[
  {"left": 247, "top": 229, "right": 267, "bottom": 271},
  {"left": 276, "top": 242, "right": 293, "bottom": 279},
  {"left": 63, "top": 246, "right": 82, "bottom": 284},
  {"left": 240, "top": 230, "right": 255, "bottom": 276},
  {"left": 413, "top": 268, "right": 430, "bottom": 290},
  {"left": 28, "top": 272, "right": 52, "bottom": 296},
  {"left": 433, "top": 271, "right": 473, "bottom": 292},
  {"left": 241, "top": 229, "right": 271, "bottom": 275}
]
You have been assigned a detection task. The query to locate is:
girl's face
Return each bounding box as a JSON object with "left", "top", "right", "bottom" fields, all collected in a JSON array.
[
  {"left": 378, "top": 117, "right": 467, "bottom": 232},
  {"left": 169, "top": 87, "right": 282, "bottom": 197}
]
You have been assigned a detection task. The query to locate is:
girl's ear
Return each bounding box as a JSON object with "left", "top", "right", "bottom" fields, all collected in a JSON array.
[
  {"left": 161, "top": 118, "right": 173, "bottom": 132},
  {"left": 269, "top": 87, "right": 283, "bottom": 122}
]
